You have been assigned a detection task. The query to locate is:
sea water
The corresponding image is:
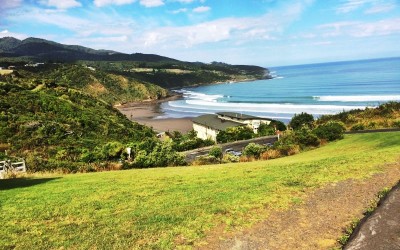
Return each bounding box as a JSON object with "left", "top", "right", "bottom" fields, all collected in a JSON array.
[{"left": 159, "top": 57, "right": 400, "bottom": 122}]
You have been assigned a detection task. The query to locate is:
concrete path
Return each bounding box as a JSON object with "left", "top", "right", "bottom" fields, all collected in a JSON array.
[{"left": 345, "top": 182, "right": 400, "bottom": 250}]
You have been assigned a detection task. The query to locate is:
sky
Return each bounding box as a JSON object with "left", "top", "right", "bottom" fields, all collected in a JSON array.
[{"left": 0, "top": 0, "right": 400, "bottom": 66}]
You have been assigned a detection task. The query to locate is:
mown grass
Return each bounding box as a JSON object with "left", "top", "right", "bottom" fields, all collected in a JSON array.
[{"left": 1, "top": 132, "right": 400, "bottom": 249}]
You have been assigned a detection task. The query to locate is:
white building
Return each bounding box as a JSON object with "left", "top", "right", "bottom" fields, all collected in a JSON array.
[{"left": 192, "top": 112, "right": 273, "bottom": 141}]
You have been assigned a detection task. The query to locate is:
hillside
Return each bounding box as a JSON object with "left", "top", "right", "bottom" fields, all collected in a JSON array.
[
  {"left": 0, "top": 79, "right": 156, "bottom": 172},
  {"left": 1, "top": 63, "right": 168, "bottom": 104},
  {"left": 317, "top": 102, "right": 400, "bottom": 131},
  {"left": 0, "top": 37, "right": 178, "bottom": 63},
  {"left": 0, "top": 37, "right": 271, "bottom": 88},
  {"left": 1, "top": 132, "right": 399, "bottom": 249}
]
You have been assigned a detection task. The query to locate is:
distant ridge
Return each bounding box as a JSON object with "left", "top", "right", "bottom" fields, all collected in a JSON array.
[{"left": 0, "top": 37, "right": 179, "bottom": 63}]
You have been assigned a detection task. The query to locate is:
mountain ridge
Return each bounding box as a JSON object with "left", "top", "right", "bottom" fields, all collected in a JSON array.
[{"left": 0, "top": 36, "right": 179, "bottom": 63}]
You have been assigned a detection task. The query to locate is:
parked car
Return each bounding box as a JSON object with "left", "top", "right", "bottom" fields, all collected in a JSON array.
[{"left": 224, "top": 148, "right": 242, "bottom": 157}]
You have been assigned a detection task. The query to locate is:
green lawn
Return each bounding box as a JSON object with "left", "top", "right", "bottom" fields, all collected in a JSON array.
[{"left": 1, "top": 132, "right": 400, "bottom": 249}]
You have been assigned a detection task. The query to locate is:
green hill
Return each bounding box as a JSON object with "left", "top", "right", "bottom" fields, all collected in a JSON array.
[
  {"left": 0, "top": 37, "right": 271, "bottom": 88},
  {"left": 0, "top": 79, "right": 156, "bottom": 172},
  {"left": 5, "top": 63, "right": 168, "bottom": 104},
  {"left": 1, "top": 132, "right": 399, "bottom": 249},
  {"left": 0, "top": 37, "right": 179, "bottom": 63}
]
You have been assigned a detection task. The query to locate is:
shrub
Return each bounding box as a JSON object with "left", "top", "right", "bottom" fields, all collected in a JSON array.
[
  {"left": 242, "top": 143, "right": 264, "bottom": 159},
  {"left": 216, "top": 126, "right": 255, "bottom": 143},
  {"left": 350, "top": 123, "right": 365, "bottom": 131},
  {"left": 289, "top": 112, "right": 314, "bottom": 130},
  {"left": 221, "top": 153, "right": 239, "bottom": 163},
  {"left": 392, "top": 120, "right": 400, "bottom": 128},
  {"left": 294, "top": 128, "right": 320, "bottom": 147},
  {"left": 208, "top": 146, "right": 222, "bottom": 160},
  {"left": 313, "top": 121, "right": 346, "bottom": 141},
  {"left": 260, "top": 149, "right": 281, "bottom": 160},
  {"left": 192, "top": 155, "right": 219, "bottom": 166}
]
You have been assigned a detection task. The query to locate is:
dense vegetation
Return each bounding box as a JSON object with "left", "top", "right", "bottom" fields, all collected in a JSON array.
[
  {"left": 316, "top": 102, "right": 400, "bottom": 131},
  {"left": 216, "top": 120, "right": 287, "bottom": 143},
  {"left": 1, "top": 132, "right": 399, "bottom": 249},
  {"left": 1, "top": 63, "right": 168, "bottom": 104},
  {"left": 0, "top": 79, "right": 158, "bottom": 172}
]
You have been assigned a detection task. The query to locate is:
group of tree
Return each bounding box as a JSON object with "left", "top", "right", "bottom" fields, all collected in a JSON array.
[
  {"left": 216, "top": 120, "right": 287, "bottom": 143},
  {"left": 194, "top": 112, "right": 347, "bottom": 165}
]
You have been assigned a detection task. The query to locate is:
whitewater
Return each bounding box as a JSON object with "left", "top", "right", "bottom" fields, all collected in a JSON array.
[{"left": 159, "top": 57, "right": 400, "bottom": 122}]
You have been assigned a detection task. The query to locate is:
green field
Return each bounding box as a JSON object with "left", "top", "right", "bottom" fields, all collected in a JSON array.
[{"left": 1, "top": 132, "right": 400, "bottom": 249}]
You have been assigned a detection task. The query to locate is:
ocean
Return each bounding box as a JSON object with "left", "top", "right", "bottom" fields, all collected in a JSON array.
[{"left": 158, "top": 57, "right": 400, "bottom": 123}]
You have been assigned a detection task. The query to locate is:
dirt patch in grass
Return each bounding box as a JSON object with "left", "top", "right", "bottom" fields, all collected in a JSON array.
[{"left": 198, "top": 162, "right": 400, "bottom": 250}]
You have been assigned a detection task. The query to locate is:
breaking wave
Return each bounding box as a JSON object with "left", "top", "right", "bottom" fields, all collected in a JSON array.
[{"left": 313, "top": 95, "right": 400, "bottom": 102}]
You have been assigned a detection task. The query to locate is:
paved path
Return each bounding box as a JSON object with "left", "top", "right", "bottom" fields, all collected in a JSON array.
[{"left": 345, "top": 181, "right": 400, "bottom": 250}]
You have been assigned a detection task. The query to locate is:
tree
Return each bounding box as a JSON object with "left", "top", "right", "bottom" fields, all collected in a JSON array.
[{"left": 289, "top": 112, "right": 314, "bottom": 130}]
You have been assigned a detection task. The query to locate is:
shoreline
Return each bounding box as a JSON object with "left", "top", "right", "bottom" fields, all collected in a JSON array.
[
  {"left": 116, "top": 93, "right": 193, "bottom": 133},
  {"left": 115, "top": 76, "right": 270, "bottom": 133}
]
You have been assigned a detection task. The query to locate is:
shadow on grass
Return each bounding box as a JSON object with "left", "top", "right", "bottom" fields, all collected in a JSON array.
[{"left": 0, "top": 177, "right": 61, "bottom": 190}]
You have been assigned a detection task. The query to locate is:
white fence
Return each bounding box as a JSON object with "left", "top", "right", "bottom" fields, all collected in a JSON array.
[{"left": 0, "top": 159, "right": 26, "bottom": 179}]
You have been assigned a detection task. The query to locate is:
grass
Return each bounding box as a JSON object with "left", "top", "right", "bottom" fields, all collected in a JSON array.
[{"left": 1, "top": 132, "right": 400, "bottom": 249}]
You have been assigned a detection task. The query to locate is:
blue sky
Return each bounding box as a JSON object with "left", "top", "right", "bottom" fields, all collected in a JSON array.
[{"left": 1, "top": 0, "right": 399, "bottom": 66}]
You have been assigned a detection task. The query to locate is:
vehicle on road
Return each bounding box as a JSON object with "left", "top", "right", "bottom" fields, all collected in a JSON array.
[{"left": 224, "top": 148, "right": 242, "bottom": 157}]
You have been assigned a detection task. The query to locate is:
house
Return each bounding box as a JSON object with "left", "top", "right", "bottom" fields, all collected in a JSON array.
[{"left": 192, "top": 112, "right": 273, "bottom": 141}]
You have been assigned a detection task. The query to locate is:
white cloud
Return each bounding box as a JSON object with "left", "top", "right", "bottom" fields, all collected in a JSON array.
[
  {"left": 318, "top": 18, "right": 400, "bottom": 38},
  {"left": 7, "top": 8, "right": 136, "bottom": 37},
  {"left": 139, "top": 0, "right": 164, "bottom": 7},
  {"left": 0, "top": 29, "right": 28, "bottom": 40},
  {"left": 40, "top": 0, "right": 82, "bottom": 9},
  {"left": 94, "top": 0, "right": 136, "bottom": 7},
  {"left": 0, "top": 0, "right": 22, "bottom": 10},
  {"left": 171, "top": 0, "right": 195, "bottom": 3},
  {"left": 336, "top": 0, "right": 372, "bottom": 13},
  {"left": 170, "top": 8, "right": 188, "bottom": 14},
  {"left": 192, "top": 5, "right": 210, "bottom": 13},
  {"left": 135, "top": 1, "right": 310, "bottom": 49},
  {"left": 336, "top": 0, "right": 397, "bottom": 14},
  {"left": 365, "top": 3, "right": 396, "bottom": 14}
]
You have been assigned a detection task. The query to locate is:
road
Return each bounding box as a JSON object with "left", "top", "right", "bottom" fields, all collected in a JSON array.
[{"left": 184, "top": 135, "right": 278, "bottom": 162}]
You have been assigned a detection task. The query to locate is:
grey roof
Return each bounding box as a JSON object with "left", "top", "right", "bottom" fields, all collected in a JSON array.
[
  {"left": 217, "top": 112, "right": 273, "bottom": 121},
  {"left": 192, "top": 114, "right": 243, "bottom": 131}
]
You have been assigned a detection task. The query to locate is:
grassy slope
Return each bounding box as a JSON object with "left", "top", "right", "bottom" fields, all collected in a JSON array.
[{"left": 1, "top": 132, "right": 400, "bottom": 249}]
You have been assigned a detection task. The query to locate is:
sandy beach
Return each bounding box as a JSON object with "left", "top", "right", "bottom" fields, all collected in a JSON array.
[{"left": 116, "top": 96, "right": 193, "bottom": 133}]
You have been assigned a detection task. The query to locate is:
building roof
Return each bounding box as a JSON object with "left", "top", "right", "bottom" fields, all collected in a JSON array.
[
  {"left": 192, "top": 114, "right": 243, "bottom": 131},
  {"left": 217, "top": 112, "right": 273, "bottom": 121}
]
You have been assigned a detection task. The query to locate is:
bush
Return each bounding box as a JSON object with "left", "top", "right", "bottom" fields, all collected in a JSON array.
[
  {"left": 350, "top": 123, "right": 365, "bottom": 131},
  {"left": 313, "top": 121, "right": 345, "bottom": 141},
  {"left": 289, "top": 112, "right": 314, "bottom": 130},
  {"left": 294, "top": 128, "right": 320, "bottom": 147},
  {"left": 391, "top": 120, "right": 400, "bottom": 128},
  {"left": 221, "top": 153, "right": 239, "bottom": 163},
  {"left": 130, "top": 141, "right": 186, "bottom": 168},
  {"left": 216, "top": 126, "right": 255, "bottom": 143},
  {"left": 242, "top": 143, "right": 264, "bottom": 159},
  {"left": 208, "top": 146, "right": 222, "bottom": 160},
  {"left": 192, "top": 155, "right": 219, "bottom": 166},
  {"left": 260, "top": 149, "right": 281, "bottom": 160}
]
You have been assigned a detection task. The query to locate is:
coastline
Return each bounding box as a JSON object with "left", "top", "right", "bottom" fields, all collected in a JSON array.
[
  {"left": 115, "top": 77, "right": 269, "bottom": 133},
  {"left": 116, "top": 93, "right": 193, "bottom": 133}
]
